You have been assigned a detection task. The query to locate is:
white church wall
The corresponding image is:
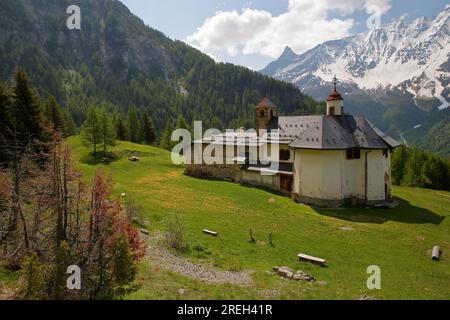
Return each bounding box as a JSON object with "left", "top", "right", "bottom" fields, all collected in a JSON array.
[
  {"left": 294, "top": 149, "right": 342, "bottom": 200},
  {"left": 342, "top": 151, "right": 366, "bottom": 199},
  {"left": 367, "top": 150, "right": 387, "bottom": 201},
  {"left": 293, "top": 148, "right": 392, "bottom": 205}
]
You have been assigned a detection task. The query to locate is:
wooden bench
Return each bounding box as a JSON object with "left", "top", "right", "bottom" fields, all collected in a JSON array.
[
  {"left": 298, "top": 253, "right": 327, "bottom": 266},
  {"left": 203, "top": 229, "right": 218, "bottom": 237}
]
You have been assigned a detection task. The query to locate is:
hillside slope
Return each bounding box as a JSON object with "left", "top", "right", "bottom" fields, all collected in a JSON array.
[
  {"left": 69, "top": 137, "right": 450, "bottom": 300},
  {"left": 0, "top": 0, "right": 319, "bottom": 132}
]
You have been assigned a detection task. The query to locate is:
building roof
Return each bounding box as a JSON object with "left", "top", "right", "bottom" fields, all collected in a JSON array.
[
  {"left": 194, "top": 115, "right": 400, "bottom": 151},
  {"left": 245, "top": 162, "right": 294, "bottom": 175},
  {"left": 327, "top": 90, "right": 344, "bottom": 101},
  {"left": 257, "top": 97, "right": 277, "bottom": 109},
  {"left": 268, "top": 115, "right": 400, "bottom": 150}
]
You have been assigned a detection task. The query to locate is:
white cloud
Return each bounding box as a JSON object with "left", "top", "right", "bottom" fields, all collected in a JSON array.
[{"left": 186, "top": 0, "right": 392, "bottom": 60}]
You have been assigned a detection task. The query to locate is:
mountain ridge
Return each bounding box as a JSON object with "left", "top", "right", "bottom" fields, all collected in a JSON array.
[{"left": 261, "top": 7, "right": 450, "bottom": 156}]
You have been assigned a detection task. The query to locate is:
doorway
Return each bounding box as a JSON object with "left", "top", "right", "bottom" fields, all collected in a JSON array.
[{"left": 280, "top": 174, "right": 293, "bottom": 192}]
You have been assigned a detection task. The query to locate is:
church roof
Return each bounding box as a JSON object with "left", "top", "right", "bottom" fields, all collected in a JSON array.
[
  {"left": 327, "top": 90, "right": 344, "bottom": 101},
  {"left": 257, "top": 97, "right": 277, "bottom": 109},
  {"left": 268, "top": 115, "right": 400, "bottom": 150}
]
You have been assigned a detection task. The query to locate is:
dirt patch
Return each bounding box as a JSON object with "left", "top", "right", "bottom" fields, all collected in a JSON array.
[
  {"left": 0, "top": 285, "right": 16, "bottom": 300},
  {"left": 145, "top": 235, "right": 253, "bottom": 286}
]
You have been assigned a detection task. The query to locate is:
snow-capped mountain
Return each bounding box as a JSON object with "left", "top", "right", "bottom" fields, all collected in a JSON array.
[{"left": 262, "top": 7, "right": 450, "bottom": 111}]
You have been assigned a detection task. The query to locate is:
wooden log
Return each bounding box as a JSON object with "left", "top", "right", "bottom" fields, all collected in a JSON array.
[
  {"left": 203, "top": 229, "right": 218, "bottom": 237},
  {"left": 432, "top": 246, "right": 441, "bottom": 261},
  {"left": 269, "top": 233, "right": 274, "bottom": 247},
  {"left": 298, "top": 253, "right": 327, "bottom": 266},
  {"left": 249, "top": 229, "right": 256, "bottom": 243},
  {"left": 140, "top": 228, "right": 149, "bottom": 235}
]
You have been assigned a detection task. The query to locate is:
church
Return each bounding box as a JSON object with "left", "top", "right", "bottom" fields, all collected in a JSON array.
[{"left": 185, "top": 79, "right": 400, "bottom": 207}]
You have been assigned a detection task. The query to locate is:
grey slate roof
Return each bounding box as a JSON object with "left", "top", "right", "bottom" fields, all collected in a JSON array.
[
  {"left": 245, "top": 162, "right": 294, "bottom": 174},
  {"left": 268, "top": 115, "right": 400, "bottom": 150}
]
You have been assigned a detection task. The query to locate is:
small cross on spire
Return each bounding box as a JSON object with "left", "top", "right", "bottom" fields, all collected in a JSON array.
[{"left": 333, "top": 75, "right": 337, "bottom": 91}]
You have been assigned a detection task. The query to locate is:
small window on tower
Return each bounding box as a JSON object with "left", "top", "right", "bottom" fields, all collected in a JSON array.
[
  {"left": 260, "top": 111, "right": 265, "bottom": 117},
  {"left": 329, "top": 107, "right": 335, "bottom": 115}
]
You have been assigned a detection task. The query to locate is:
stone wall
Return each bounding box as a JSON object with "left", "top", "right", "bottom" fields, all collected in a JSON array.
[
  {"left": 185, "top": 164, "right": 282, "bottom": 194},
  {"left": 185, "top": 164, "right": 241, "bottom": 182},
  {"left": 241, "top": 170, "right": 281, "bottom": 192}
]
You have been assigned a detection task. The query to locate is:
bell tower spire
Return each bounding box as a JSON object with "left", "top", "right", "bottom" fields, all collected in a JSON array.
[{"left": 326, "top": 75, "right": 344, "bottom": 116}]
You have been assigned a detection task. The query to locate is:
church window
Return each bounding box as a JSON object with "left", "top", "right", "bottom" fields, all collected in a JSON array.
[
  {"left": 347, "top": 148, "right": 361, "bottom": 160},
  {"left": 329, "top": 107, "right": 335, "bottom": 115},
  {"left": 280, "top": 149, "right": 291, "bottom": 161}
]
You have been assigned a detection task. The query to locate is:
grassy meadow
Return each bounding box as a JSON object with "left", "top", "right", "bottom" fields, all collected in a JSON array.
[{"left": 58, "top": 137, "right": 450, "bottom": 299}]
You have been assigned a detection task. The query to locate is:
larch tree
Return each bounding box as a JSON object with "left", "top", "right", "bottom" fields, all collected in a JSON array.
[
  {"left": 45, "top": 95, "right": 65, "bottom": 134},
  {"left": 98, "top": 108, "right": 116, "bottom": 157},
  {"left": 127, "top": 106, "right": 140, "bottom": 143},
  {"left": 160, "top": 120, "right": 174, "bottom": 151},
  {"left": 142, "top": 112, "right": 156, "bottom": 145},
  {"left": 114, "top": 112, "right": 128, "bottom": 141},
  {"left": 81, "top": 107, "right": 102, "bottom": 157}
]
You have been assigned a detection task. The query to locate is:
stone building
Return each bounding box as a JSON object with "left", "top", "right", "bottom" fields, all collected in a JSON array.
[{"left": 185, "top": 79, "right": 400, "bottom": 207}]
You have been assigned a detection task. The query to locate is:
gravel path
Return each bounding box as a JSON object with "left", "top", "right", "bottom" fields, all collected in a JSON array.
[{"left": 145, "top": 235, "right": 253, "bottom": 286}]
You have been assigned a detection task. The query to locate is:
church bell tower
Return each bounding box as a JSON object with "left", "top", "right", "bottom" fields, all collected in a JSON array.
[
  {"left": 256, "top": 97, "right": 277, "bottom": 134},
  {"left": 327, "top": 76, "right": 344, "bottom": 116}
]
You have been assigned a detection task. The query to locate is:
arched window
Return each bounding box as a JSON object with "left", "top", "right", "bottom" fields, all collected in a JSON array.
[{"left": 260, "top": 110, "right": 265, "bottom": 117}]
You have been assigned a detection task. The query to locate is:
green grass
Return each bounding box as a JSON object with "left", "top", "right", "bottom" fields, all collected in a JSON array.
[{"left": 69, "top": 137, "right": 450, "bottom": 300}]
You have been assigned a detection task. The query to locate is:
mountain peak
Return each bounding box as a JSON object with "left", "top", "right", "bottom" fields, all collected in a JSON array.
[{"left": 279, "top": 46, "right": 297, "bottom": 59}]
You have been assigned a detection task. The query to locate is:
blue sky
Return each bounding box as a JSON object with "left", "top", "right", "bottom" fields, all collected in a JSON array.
[{"left": 120, "top": 0, "right": 449, "bottom": 70}]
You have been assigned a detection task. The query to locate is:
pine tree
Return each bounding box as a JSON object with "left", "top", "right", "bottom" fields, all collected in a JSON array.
[
  {"left": 81, "top": 107, "right": 101, "bottom": 157},
  {"left": 175, "top": 114, "right": 189, "bottom": 131},
  {"left": 391, "top": 145, "right": 409, "bottom": 185},
  {"left": 160, "top": 121, "right": 174, "bottom": 151},
  {"left": 114, "top": 112, "right": 128, "bottom": 141},
  {"left": 127, "top": 106, "right": 140, "bottom": 143},
  {"left": 62, "top": 109, "right": 77, "bottom": 137},
  {"left": 0, "top": 82, "right": 13, "bottom": 164},
  {"left": 0, "top": 81, "right": 13, "bottom": 138},
  {"left": 401, "top": 147, "right": 426, "bottom": 187},
  {"left": 45, "top": 95, "right": 65, "bottom": 134},
  {"left": 142, "top": 112, "right": 156, "bottom": 145},
  {"left": 12, "top": 68, "right": 45, "bottom": 141}
]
